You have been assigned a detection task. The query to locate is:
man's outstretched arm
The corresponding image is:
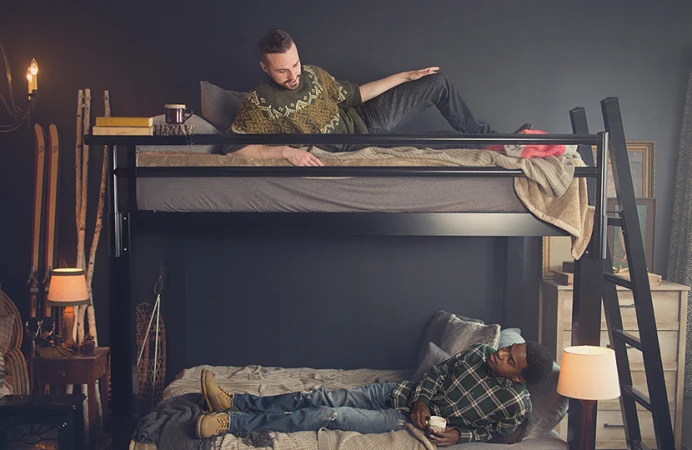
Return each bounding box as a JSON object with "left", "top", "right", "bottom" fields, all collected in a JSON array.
[
  {"left": 359, "top": 67, "right": 439, "bottom": 102},
  {"left": 234, "top": 145, "right": 324, "bottom": 167}
]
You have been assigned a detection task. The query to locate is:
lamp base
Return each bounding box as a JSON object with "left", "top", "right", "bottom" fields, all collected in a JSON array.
[
  {"left": 578, "top": 399, "right": 597, "bottom": 450},
  {"left": 62, "top": 306, "right": 76, "bottom": 347}
]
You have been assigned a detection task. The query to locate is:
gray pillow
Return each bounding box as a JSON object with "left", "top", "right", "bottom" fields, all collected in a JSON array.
[
  {"left": 498, "top": 327, "right": 525, "bottom": 348},
  {"left": 525, "top": 363, "right": 568, "bottom": 439},
  {"left": 412, "top": 342, "right": 451, "bottom": 383},
  {"left": 136, "top": 114, "right": 221, "bottom": 154},
  {"left": 440, "top": 316, "right": 500, "bottom": 356},
  {"left": 200, "top": 81, "right": 247, "bottom": 132},
  {"left": 418, "top": 311, "right": 485, "bottom": 363}
]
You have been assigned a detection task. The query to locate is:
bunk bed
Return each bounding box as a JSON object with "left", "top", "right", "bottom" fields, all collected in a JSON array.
[{"left": 85, "top": 97, "right": 653, "bottom": 450}]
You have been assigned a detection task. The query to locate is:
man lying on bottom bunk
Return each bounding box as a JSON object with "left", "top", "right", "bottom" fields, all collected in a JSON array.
[{"left": 196, "top": 341, "right": 554, "bottom": 446}]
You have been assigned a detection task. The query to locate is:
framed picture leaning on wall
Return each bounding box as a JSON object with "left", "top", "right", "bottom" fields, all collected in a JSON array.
[
  {"left": 542, "top": 141, "right": 656, "bottom": 279},
  {"left": 607, "top": 197, "right": 656, "bottom": 272}
]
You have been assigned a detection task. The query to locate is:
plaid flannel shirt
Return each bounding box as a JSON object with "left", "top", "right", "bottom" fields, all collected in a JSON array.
[{"left": 391, "top": 343, "right": 531, "bottom": 444}]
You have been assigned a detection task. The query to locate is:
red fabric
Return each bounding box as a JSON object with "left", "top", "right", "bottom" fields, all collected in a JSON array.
[{"left": 485, "top": 129, "right": 567, "bottom": 158}]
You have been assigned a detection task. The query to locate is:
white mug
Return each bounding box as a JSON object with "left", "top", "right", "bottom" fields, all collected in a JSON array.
[{"left": 428, "top": 415, "right": 447, "bottom": 432}]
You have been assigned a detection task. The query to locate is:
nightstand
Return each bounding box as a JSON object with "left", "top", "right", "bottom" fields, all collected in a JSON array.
[
  {"left": 31, "top": 347, "right": 110, "bottom": 448},
  {"left": 540, "top": 279, "right": 689, "bottom": 449}
]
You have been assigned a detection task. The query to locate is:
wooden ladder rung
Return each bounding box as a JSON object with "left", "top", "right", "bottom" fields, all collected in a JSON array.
[
  {"left": 622, "top": 385, "right": 652, "bottom": 411},
  {"left": 603, "top": 273, "right": 634, "bottom": 290},
  {"left": 612, "top": 329, "right": 642, "bottom": 351}
]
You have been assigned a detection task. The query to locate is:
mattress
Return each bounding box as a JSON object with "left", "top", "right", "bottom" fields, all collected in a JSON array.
[
  {"left": 137, "top": 176, "right": 528, "bottom": 213},
  {"left": 143, "top": 365, "right": 568, "bottom": 450}
]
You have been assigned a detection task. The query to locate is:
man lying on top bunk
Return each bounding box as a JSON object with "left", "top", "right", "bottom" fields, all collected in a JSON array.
[
  {"left": 226, "top": 29, "right": 532, "bottom": 166},
  {"left": 195, "top": 341, "right": 554, "bottom": 446}
]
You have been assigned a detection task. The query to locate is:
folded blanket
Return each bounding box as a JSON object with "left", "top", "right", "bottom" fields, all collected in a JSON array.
[
  {"left": 137, "top": 146, "right": 593, "bottom": 259},
  {"left": 132, "top": 393, "right": 213, "bottom": 450}
]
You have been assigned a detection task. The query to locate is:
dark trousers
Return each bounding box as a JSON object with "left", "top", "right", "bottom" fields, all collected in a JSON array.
[{"left": 355, "top": 73, "right": 495, "bottom": 135}]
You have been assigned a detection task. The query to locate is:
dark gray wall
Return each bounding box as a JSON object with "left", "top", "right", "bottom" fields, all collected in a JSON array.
[{"left": 0, "top": 0, "right": 691, "bottom": 427}]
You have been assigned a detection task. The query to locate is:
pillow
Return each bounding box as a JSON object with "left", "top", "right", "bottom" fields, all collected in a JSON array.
[
  {"left": 439, "top": 316, "right": 500, "bottom": 356},
  {"left": 524, "top": 362, "right": 568, "bottom": 439},
  {"left": 0, "top": 315, "right": 13, "bottom": 353},
  {"left": 418, "top": 311, "right": 485, "bottom": 363},
  {"left": 412, "top": 342, "right": 451, "bottom": 383},
  {"left": 200, "top": 81, "right": 247, "bottom": 132},
  {"left": 136, "top": 114, "right": 222, "bottom": 154},
  {"left": 498, "top": 327, "right": 525, "bottom": 348}
]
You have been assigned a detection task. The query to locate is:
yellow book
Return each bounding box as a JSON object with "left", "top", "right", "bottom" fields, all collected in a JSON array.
[
  {"left": 95, "top": 117, "right": 153, "bottom": 127},
  {"left": 92, "top": 126, "right": 154, "bottom": 136}
]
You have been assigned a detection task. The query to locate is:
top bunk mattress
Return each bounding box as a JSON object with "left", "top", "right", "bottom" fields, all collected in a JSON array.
[
  {"left": 137, "top": 175, "right": 528, "bottom": 213},
  {"left": 134, "top": 146, "right": 576, "bottom": 214}
]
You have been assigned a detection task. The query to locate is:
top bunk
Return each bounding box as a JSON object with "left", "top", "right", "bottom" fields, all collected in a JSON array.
[{"left": 84, "top": 103, "right": 615, "bottom": 252}]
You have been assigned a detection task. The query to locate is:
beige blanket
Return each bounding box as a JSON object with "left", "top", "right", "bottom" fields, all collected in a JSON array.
[{"left": 137, "top": 146, "right": 593, "bottom": 258}]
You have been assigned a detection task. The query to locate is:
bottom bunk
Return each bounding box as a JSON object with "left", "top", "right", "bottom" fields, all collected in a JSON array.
[{"left": 130, "top": 313, "right": 569, "bottom": 450}]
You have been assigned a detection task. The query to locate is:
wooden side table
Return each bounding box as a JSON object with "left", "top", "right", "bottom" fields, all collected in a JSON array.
[{"left": 31, "top": 347, "right": 110, "bottom": 448}]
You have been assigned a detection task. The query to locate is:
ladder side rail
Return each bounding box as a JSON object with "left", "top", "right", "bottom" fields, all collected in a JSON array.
[
  {"left": 568, "top": 107, "right": 605, "bottom": 450},
  {"left": 601, "top": 97, "right": 674, "bottom": 450}
]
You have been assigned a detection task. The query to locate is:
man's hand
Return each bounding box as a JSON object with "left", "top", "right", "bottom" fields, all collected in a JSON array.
[
  {"left": 428, "top": 428, "right": 461, "bottom": 447},
  {"left": 282, "top": 147, "right": 324, "bottom": 167},
  {"left": 404, "top": 67, "right": 440, "bottom": 82},
  {"left": 360, "top": 67, "right": 440, "bottom": 102},
  {"left": 411, "top": 401, "right": 431, "bottom": 430}
]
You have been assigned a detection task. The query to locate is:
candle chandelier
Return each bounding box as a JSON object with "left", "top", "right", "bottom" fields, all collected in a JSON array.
[{"left": 1, "top": 41, "right": 38, "bottom": 133}]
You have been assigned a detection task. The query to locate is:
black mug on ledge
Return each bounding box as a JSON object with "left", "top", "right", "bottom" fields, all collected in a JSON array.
[{"left": 164, "top": 104, "right": 193, "bottom": 124}]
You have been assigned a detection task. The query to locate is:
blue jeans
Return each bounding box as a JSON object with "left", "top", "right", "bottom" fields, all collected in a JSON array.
[
  {"left": 355, "top": 73, "right": 495, "bottom": 135},
  {"left": 228, "top": 383, "right": 408, "bottom": 434}
]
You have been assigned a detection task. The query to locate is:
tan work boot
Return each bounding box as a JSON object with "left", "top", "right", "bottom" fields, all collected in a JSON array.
[
  {"left": 201, "top": 369, "right": 233, "bottom": 412},
  {"left": 196, "top": 412, "right": 230, "bottom": 439}
]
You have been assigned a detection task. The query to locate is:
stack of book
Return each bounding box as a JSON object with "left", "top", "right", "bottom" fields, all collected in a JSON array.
[{"left": 92, "top": 117, "right": 154, "bottom": 135}]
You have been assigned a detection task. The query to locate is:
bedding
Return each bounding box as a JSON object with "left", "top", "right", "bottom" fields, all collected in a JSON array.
[
  {"left": 136, "top": 146, "right": 593, "bottom": 259},
  {"left": 131, "top": 364, "right": 567, "bottom": 450}
]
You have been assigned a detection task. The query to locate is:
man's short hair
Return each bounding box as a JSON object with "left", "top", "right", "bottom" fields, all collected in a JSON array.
[
  {"left": 258, "top": 29, "right": 294, "bottom": 56},
  {"left": 521, "top": 341, "right": 554, "bottom": 384}
]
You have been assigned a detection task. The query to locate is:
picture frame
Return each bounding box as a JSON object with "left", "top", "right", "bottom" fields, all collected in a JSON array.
[
  {"left": 592, "top": 140, "right": 656, "bottom": 198},
  {"left": 607, "top": 198, "right": 656, "bottom": 272},
  {"left": 542, "top": 141, "right": 656, "bottom": 279}
]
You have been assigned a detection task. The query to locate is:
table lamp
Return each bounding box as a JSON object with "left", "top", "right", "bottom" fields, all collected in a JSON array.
[
  {"left": 557, "top": 345, "right": 621, "bottom": 450},
  {"left": 46, "top": 268, "right": 90, "bottom": 347}
]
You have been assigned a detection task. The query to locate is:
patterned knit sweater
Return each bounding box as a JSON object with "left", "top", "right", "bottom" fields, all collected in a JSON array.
[{"left": 230, "top": 65, "right": 368, "bottom": 138}]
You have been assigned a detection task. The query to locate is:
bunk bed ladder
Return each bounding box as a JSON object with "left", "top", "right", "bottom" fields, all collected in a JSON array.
[{"left": 596, "top": 98, "right": 674, "bottom": 450}]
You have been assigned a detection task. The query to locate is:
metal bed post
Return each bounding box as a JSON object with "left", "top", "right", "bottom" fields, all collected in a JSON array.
[
  {"left": 108, "top": 143, "right": 136, "bottom": 449},
  {"left": 568, "top": 108, "right": 605, "bottom": 450}
]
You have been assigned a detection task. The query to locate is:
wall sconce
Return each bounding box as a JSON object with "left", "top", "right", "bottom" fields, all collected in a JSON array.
[{"left": 1, "top": 42, "right": 38, "bottom": 133}]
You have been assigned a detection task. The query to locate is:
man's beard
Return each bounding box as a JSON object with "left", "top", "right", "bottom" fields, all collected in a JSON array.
[{"left": 285, "top": 76, "right": 300, "bottom": 90}]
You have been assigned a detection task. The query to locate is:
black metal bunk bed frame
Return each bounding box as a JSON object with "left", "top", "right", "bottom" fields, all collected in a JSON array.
[{"left": 85, "top": 97, "right": 671, "bottom": 450}]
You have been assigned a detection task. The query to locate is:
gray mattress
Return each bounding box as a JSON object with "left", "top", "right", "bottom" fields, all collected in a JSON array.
[{"left": 136, "top": 176, "right": 529, "bottom": 213}]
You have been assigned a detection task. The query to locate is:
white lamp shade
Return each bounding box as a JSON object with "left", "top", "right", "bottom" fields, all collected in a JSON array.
[
  {"left": 557, "top": 346, "right": 621, "bottom": 401},
  {"left": 46, "top": 268, "right": 90, "bottom": 306}
]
